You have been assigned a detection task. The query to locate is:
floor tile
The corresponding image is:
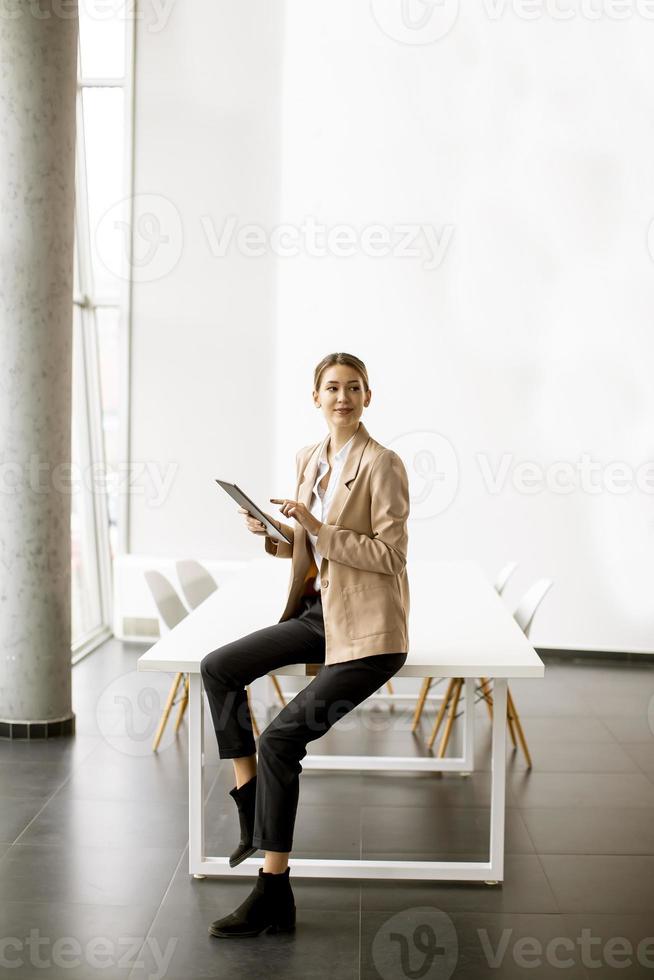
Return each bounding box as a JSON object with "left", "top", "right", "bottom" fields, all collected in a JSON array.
[
  {"left": 508, "top": 771, "right": 654, "bottom": 808},
  {"left": 0, "top": 760, "right": 77, "bottom": 799},
  {"left": 360, "top": 805, "right": 535, "bottom": 856},
  {"left": 0, "top": 734, "right": 101, "bottom": 766},
  {"left": 563, "top": 913, "right": 654, "bottom": 979},
  {"left": 360, "top": 854, "right": 559, "bottom": 914},
  {"left": 0, "top": 797, "right": 50, "bottom": 845},
  {"left": 127, "top": 903, "right": 359, "bottom": 980},
  {"left": 0, "top": 899, "right": 158, "bottom": 979},
  {"left": 521, "top": 807, "right": 654, "bottom": 854},
  {"left": 14, "top": 796, "right": 191, "bottom": 850},
  {"left": 600, "top": 717, "right": 654, "bottom": 744},
  {"left": 539, "top": 855, "right": 654, "bottom": 913},
  {"left": 361, "top": 910, "right": 590, "bottom": 980},
  {"left": 622, "top": 743, "right": 654, "bottom": 775},
  {"left": 0, "top": 843, "right": 183, "bottom": 907},
  {"left": 474, "top": 736, "right": 640, "bottom": 773}
]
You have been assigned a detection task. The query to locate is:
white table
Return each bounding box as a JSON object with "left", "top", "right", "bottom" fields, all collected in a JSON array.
[{"left": 137, "top": 558, "right": 544, "bottom": 884}]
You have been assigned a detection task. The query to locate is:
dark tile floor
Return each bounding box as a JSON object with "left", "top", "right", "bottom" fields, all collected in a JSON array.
[{"left": 0, "top": 640, "right": 653, "bottom": 979}]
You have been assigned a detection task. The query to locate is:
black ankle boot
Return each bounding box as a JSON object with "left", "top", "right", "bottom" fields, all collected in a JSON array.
[
  {"left": 228, "top": 774, "right": 258, "bottom": 868},
  {"left": 208, "top": 867, "right": 296, "bottom": 938}
]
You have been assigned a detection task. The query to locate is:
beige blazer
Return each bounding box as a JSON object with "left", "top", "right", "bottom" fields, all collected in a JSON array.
[{"left": 263, "top": 421, "right": 410, "bottom": 666}]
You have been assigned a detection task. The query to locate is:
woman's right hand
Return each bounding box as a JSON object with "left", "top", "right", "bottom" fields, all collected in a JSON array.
[{"left": 238, "top": 506, "right": 272, "bottom": 536}]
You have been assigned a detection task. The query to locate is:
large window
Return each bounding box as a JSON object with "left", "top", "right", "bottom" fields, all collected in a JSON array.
[{"left": 72, "top": 9, "right": 134, "bottom": 658}]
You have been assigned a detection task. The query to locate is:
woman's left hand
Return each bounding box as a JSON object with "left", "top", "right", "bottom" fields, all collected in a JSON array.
[{"left": 270, "top": 498, "right": 323, "bottom": 536}]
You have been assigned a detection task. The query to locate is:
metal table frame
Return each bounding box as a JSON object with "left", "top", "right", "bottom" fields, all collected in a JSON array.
[{"left": 188, "top": 671, "right": 508, "bottom": 883}]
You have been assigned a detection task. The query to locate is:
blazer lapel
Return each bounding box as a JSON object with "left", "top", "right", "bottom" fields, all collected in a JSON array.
[{"left": 297, "top": 421, "right": 370, "bottom": 522}]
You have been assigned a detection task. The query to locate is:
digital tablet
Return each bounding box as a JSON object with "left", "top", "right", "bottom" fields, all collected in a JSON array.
[{"left": 215, "top": 480, "right": 293, "bottom": 544}]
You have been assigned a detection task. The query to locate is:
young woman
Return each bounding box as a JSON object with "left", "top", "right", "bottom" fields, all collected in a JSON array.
[{"left": 200, "top": 352, "right": 410, "bottom": 939}]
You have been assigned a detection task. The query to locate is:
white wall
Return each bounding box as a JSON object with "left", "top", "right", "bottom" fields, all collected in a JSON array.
[
  {"left": 130, "top": 0, "right": 654, "bottom": 653},
  {"left": 274, "top": 1, "right": 654, "bottom": 652},
  {"left": 130, "top": 1, "right": 285, "bottom": 559}
]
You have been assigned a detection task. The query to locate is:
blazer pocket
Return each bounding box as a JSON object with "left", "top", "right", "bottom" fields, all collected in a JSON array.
[{"left": 342, "top": 584, "right": 401, "bottom": 640}]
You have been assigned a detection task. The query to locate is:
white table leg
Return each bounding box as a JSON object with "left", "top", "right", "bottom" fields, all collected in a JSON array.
[
  {"left": 189, "top": 672, "right": 205, "bottom": 876},
  {"left": 189, "top": 673, "right": 508, "bottom": 883},
  {"left": 462, "top": 676, "right": 476, "bottom": 771},
  {"left": 488, "top": 676, "right": 507, "bottom": 883}
]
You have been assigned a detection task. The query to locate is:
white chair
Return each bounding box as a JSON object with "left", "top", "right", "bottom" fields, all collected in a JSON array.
[
  {"left": 176, "top": 558, "right": 290, "bottom": 718},
  {"left": 493, "top": 560, "right": 519, "bottom": 596},
  {"left": 411, "top": 561, "right": 520, "bottom": 737},
  {"left": 412, "top": 565, "right": 553, "bottom": 767},
  {"left": 476, "top": 578, "right": 553, "bottom": 766},
  {"left": 145, "top": 567, "right": 270, "bottom": 749},
  {"left": 144, "top": 570, "right": 194, "bottom": 752},
  {"left": 176, "top": 559, "right": 218, "bottom": 608}
]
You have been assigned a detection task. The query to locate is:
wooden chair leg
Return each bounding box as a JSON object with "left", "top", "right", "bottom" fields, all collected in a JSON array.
[
  {"left": 505, "top": 692, "right": 518, "bottom": 749},
  {"left": 412, "top": 677, "right": 433, "bottom": 732},
  {"left": 507, "top": 686, "right": 532, "bottom": 768},
  {"left": 426, "top": 678, "right": 456, "bottom": 750},
  {"left": 270, "top": 675, "right": 287, "bottom": 707},
  {"left": 246, "top": 686, "right": 260, "bottom": 738},
  {"left": 437, "top": 678, "right": 463, "bottom": 758},
  {"left": 152, "top": 671, "right": 183, "bottom": 752},
  {"left": 174, "top": 674, "right": 189, "bottom": 732},
  {"left": 385, "top": 679, "right": 395, "bottom": 713},
  {"left": 479, "top": 676, "right": 494, "bottom": 720},
  {"left": 480, "top": 678, "right": 518, "bottom": 749}
]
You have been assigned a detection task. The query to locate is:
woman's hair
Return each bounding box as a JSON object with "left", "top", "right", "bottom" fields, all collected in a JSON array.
[{"left": 313, "top": 353, "right": 370, "bottom": 394}]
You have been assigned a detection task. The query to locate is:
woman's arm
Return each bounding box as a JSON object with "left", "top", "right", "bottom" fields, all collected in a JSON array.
[
  {"left": 263, "top": 449, "right": 304, "bottom": 559},
  {"left": 264, "top": 519, "right": 295, "bottom": 559},
  {"left": 315, "top": 449, "right": 409, "bottom": 575}
]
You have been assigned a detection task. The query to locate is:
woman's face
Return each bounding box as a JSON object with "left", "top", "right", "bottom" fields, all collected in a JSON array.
[{"left": 313, "top": 364, "right": 371, "bottom": 428}]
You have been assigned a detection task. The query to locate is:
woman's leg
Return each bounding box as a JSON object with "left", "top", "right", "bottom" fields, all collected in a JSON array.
[
  {"left": 252, "top": 650, "right": 408, "bottom": 860},
  {"left": 199, "top": 594, "right": 326, "bottom": 778}
]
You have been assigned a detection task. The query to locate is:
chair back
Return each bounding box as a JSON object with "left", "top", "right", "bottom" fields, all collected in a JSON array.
[
  {"left": 493, "top": 561, "right": 519, "bottom": 595},
  {"left": 176, "top": 559, "right": 218, "bottom": 609},
  {"left": 144, "top": 570, "right": 189, "bottom": 631},
  {"left": 513, "top": 578, "right": 554, "bottom": 637}
]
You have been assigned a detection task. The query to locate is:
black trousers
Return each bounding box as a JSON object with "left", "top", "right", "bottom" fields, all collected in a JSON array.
[{"left": 200, "top": 591, "right": 407, "bottom": 852}]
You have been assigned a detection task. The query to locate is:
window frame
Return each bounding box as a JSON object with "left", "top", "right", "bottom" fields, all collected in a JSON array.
[{"left": 71, "top": 16, "right": 135, "bottom": 662}]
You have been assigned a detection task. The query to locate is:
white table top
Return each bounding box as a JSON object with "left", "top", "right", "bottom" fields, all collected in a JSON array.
[{"left": 137, "top": 558, "right": 544, "bottom": 679}]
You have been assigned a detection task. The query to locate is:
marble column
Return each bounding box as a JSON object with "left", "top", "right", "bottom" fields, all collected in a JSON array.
[{"left": 0, "top": 2, "right": 78, "bottom": 737}]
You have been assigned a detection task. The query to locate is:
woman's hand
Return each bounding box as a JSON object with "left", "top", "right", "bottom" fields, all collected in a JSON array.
[
  {"left": 237, "top": 506, "right": 269, "bottom": 536},
  {"left": 270, "top": 498, "right": 323, "bottom": 537}
]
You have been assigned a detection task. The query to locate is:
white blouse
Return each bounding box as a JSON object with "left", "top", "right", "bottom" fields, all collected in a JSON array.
[{"left": 306, "top": 430, "right": 357, "bottom": 593}]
